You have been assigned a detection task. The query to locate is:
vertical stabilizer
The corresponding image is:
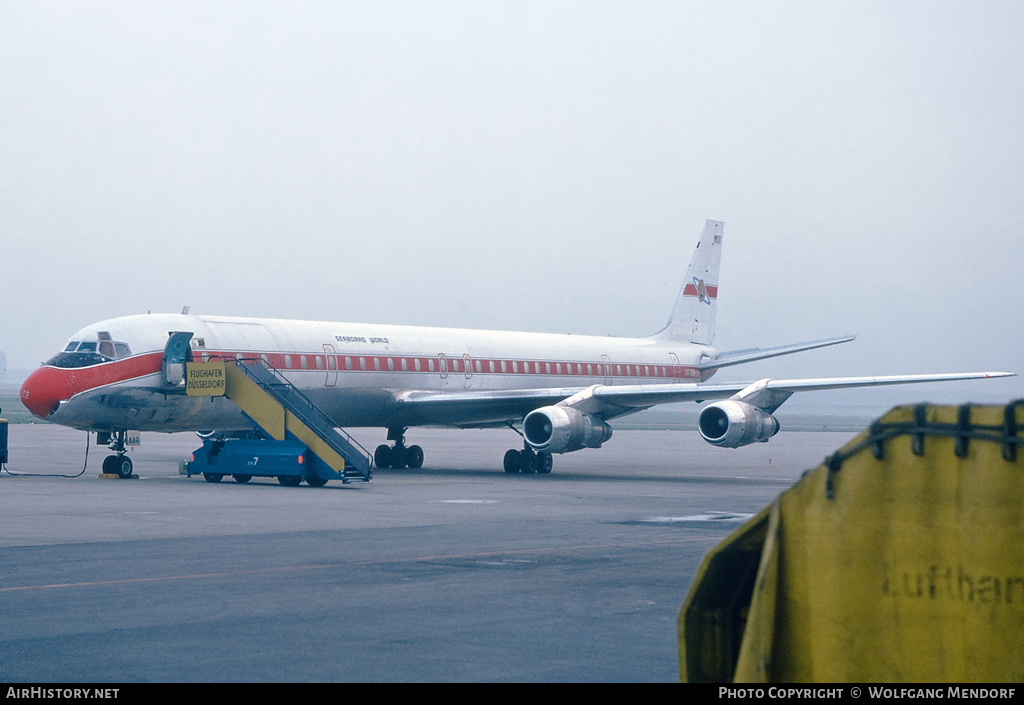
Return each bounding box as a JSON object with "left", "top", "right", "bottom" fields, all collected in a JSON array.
[{"left": 654, "top": 219, "right": 723, "bottom": 344}]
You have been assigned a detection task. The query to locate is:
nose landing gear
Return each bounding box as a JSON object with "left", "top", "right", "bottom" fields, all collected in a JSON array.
[{"left": 98, "top": 431, "right": 135, "bottom": 479}]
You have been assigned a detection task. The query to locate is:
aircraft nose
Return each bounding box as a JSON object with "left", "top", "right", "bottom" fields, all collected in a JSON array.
[{"left": 20, "top": 367, "right": 68, "bottom": 419}]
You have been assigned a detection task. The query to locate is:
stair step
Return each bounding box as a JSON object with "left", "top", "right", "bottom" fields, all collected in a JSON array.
[{"left": 226, "top": 361, "right": 372, "bottom": 482}]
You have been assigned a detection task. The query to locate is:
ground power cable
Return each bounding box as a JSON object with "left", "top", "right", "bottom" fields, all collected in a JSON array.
[{"left": 1, "top": 430, "right": 90, "bottom": 478}]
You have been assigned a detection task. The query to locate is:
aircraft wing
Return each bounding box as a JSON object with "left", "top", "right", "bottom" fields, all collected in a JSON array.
[
  {"left": 591, "top": 372, "right": 1014, "bottom": 415},
  {"left": 596, "top": 372, "right": 1014, "bottom": 406},
  {"left": 387, "top": 371, "right": 1014, "bottom": 427},
  {"left": 389, "top": 386, "right": 600, "bottom": 427}
]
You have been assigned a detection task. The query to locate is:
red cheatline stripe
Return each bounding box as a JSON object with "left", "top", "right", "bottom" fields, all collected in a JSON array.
[
  {"left": 194, "top": 351, "right": 699, "bottom": 378},
  {"left": 35, "top": 351, "right": 701, "bottom": 402}
]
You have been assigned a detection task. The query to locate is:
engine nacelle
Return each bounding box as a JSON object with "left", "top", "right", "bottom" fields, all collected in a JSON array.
[
  {"left": 522, "top": 406, "right": 613, "bottom": 454},
  {"left": 698, "top": 400, "right": 780, "bottom": 448}
]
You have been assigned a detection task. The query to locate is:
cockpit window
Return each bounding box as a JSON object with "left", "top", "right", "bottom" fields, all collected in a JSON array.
[
  {"left": 45, "top": 337, "right": 133, "bottom": 368},
  {"left": 44, "top": 351, "right": 108, "bottom": 368}
]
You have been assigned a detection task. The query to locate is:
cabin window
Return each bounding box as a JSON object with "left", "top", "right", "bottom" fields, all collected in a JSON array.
[
  {"left": 285, "top": 355, "right": 293, "bottom": 369},
  {"left": 415, "top": 358, "right": 422, "bottom": 372}
]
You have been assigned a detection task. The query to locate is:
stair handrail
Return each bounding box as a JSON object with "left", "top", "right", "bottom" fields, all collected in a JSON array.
[{"left": 226, "top": 356, "right": 374, "bottom": 470}]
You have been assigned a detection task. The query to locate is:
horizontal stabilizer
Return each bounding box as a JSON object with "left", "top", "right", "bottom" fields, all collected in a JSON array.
[{"left": 702, "top": 336, "right": 856, "bottom": 370}]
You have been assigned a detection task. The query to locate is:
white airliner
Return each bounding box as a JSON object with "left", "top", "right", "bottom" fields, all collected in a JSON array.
[{"left": 19, "top": 220, "right": 1012, "bottom": 475}]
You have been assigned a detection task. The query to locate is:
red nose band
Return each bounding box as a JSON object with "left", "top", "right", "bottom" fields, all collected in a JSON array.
[{"left": 20, "top": 367, "right": 71, "bottom": 418}]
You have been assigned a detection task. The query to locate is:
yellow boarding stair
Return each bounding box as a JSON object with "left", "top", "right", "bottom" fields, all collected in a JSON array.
[{"left": 224, "top": 360, "right": 372, "bottom": 483}]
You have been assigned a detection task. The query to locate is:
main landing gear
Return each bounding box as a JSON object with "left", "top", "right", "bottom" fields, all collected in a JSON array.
[
  {"left": 503, "top": 446, "right": 553, "bottom": 474},
  {"left": 374, "top": 427, "right": 424, "bottom": 469},
  {"left": 99, "top": 431, "right": 134, "bottom": 479},
  {"left": 373, "top": 428, "right": 555, "bottom": 474}
]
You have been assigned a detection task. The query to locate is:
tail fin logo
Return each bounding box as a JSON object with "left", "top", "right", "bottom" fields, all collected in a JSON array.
[
  {"left": 695, "top": 278, "right": 710, "bottom": 305},
  {"left": 684, "top": 277, "right": 718, "bottom": 306}
]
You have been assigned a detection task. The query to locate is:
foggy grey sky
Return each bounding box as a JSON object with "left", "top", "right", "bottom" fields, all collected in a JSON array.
[{"left": 2, "top": 1, "right": 1022, "bottom": 402}]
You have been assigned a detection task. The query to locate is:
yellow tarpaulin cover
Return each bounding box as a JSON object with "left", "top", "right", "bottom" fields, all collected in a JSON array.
[{"left": 679, "top": 403, "right": 1024, "bottom": 682}]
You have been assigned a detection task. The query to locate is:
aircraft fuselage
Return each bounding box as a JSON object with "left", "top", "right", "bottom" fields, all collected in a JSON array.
[{"left": 21, "top": 313, "right": 716, "bottom": 433}]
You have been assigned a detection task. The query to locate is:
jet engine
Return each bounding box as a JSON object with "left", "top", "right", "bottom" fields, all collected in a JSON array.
[
  {"left": 522, "top": 406, "right": 613, "bottom": 454},
  {"left": 697, "top": 400, "right": 780, "bottom": 448}
]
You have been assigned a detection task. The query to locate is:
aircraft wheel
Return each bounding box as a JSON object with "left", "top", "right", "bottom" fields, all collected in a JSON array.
[
  {"left": 114, "top": 456, "right": 134, "bottom": 479},
  {"left": 536, "top": 452, "right": 553, "bottom": 474},
  {"left": 518, "top": 449, "right": 537, "bottom": 474},
  {"left": 102, "top": 455, "right": 116, "bottom": 474},
  {"left": 390, "top": 445, "right": 408, "bottom": 469},
  {"left": 203, "top": 472, "right": 224, "bottom": 483},
  {"left": 503, "top": 449, "right": 520, "bottom": 474},
  {"left": 232, "top": 474, "right": 251, "bottom": 484},
  {"left": 406, "top": 445, "right": 424, "bottom": 469},
  {"left": 277, "top": 475, "right": 302, "bottom": 487},
  {"left": 374, "top": 444, "right": 392, "bottom": 469},
  {"left": 305, "top": 474, "right": 328, "bottom": 487}
]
